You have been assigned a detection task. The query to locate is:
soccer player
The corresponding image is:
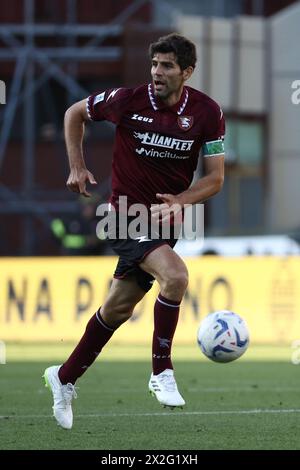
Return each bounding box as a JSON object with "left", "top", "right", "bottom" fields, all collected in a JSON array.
[{"left": 44, "top": 33, "right": 225, "bottom": 429}]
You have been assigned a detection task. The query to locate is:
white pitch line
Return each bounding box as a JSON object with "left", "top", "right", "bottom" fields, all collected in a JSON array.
[
  {"left": 6, "top": 386, "right": 300, "bottom": 396},
  {"left": 1, "top": 409, "right": 300, "bottom": 419},
  {"left": 188, "top": 387, "right": 300, "bottom": 393}
]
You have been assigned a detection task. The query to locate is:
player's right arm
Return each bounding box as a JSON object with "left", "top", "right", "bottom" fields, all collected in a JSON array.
[
  {"left": 64, "top": 99, "right": 97, "bottom": 197},
  {"left": 65, "top": 88, "right": 132, "bottom": 197}
]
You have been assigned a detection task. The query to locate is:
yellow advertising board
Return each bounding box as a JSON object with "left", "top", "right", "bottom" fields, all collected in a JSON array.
[{"left": 0, "top": 256, "right": 299, "bottom": 344}]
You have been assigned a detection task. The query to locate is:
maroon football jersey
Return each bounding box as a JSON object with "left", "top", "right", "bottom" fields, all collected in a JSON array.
[{"left": 87, "top": 84, "right": 225, "bottom": 208}]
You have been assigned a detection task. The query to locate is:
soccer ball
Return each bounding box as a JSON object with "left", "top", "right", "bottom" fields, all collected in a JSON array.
[{"left": 197, "top": 310, "right": 249, "bottom": 363}]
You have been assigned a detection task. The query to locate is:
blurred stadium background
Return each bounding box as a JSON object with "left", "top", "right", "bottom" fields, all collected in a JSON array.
[
  {"left": 1, "top": 0, "right": 300, "bottom": 347},
  {"left": 1, "top": 0, "right": 300, "bottom": 450}
]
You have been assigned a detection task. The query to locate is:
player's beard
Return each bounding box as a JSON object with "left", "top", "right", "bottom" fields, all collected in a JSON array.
[
  {"left": 153, "top": 84, "right": 172, "bottom": 99},
  {"left": 153, "top": 77, "right": 183, "bottom": 101},
  {"left": 154, "top": 89, "right": 169, "bottom": 99}
]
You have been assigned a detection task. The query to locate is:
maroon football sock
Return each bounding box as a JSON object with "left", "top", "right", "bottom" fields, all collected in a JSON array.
[
  {"left": 152, "top": 293, "right": 181, "bottom": 375},
  {"left": 58, "top": 309, "right": 115, "bottom": 385}
]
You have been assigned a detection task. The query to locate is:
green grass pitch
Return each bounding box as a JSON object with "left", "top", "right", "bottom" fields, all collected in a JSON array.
[{"left": 1, "top": 344, "right": 300, "bottom": 450}]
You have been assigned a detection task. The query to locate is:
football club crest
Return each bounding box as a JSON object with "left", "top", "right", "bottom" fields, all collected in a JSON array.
[{"left": 178, "top": 116, "right": 193, "bottom": 131}]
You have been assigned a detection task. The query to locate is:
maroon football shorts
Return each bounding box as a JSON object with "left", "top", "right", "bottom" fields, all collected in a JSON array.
[{"left": 106, "top": 214, "right": 178, "bottom": 292}]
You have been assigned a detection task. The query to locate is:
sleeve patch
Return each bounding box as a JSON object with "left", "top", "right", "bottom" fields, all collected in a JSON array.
[
  {"left": 93, "top": 92, "right": 105, "bottom": 106},
  {"left": 202, "top": 138, "right": 225, "bottom": 157}
]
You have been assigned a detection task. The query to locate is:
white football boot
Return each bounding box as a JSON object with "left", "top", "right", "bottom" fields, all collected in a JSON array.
[
  {"left": 149, "top": 369, "right": 185, "bottom": 408},
  {"left": 43, "top": 365, "right": 77, "bottom": 430}
]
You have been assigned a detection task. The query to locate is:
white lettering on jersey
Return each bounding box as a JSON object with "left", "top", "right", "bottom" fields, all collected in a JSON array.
[
  {"left": 134, "top": 131, "right": 194, "bottom": 151},
  {"left": 135, "top": 147, "right": 189, "bottom": 160},
  {"left": 106, "top": 88, "right": 121, "bottom": 102},
  {"left": 131, "top": 114, "right": 153, "bottom": 123}
]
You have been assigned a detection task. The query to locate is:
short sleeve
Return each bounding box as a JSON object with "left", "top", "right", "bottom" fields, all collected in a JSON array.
[
  {"left": 202, "top": 106, "right": 225, "bottom": 157},
  {"left": 86, "top": 87, "right": 133, "bottom": 124}
]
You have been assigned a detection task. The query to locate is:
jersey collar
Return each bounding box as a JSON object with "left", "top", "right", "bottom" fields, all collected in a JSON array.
[{"left": 148, "top": 83, "right": 189, "bottom": 115}]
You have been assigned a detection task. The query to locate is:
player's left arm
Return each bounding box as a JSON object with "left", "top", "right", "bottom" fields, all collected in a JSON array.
[
  {"left": 177, "top": 154, "right": 224, "bottom": 205},
  {"left": 151, "top": 155, "right": 224, "bottom": 222},
  {"left": 151, "top": 107, "right": 225, "bottom": 221},
  {"left": 175, "top": 103, "right": 225, "bottom": 205}
]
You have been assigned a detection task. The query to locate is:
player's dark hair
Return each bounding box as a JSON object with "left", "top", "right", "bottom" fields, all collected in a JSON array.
[{"left": 149, "top": 33, "right": 197, "bottom": 70}]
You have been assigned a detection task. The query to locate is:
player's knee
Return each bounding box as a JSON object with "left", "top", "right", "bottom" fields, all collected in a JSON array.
[
  {"left": 101, "top": 302, "right": 134, "bottom": 327},
  {"left": 163, "top": 269, "right": 189, "bottom": 294},
  {"left": 116, "top": 307, "right": 133, "bottom": 322},
  {"left": 111, "top": 305, "right": 133, "bottom": 323},
  {"left": 112, "top": 310, "right": 132, "bottom": 328}
]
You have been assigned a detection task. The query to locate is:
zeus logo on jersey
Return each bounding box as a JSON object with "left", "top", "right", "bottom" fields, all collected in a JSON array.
[
  {"left": 134, "top": 235, "right": 152, "bottom": 243},
  {"left": 134, "top": 132, "right": 194, "bottom": 151},
  {"left": 131, "top": 114, "right": 153, "bottom": 123}
]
